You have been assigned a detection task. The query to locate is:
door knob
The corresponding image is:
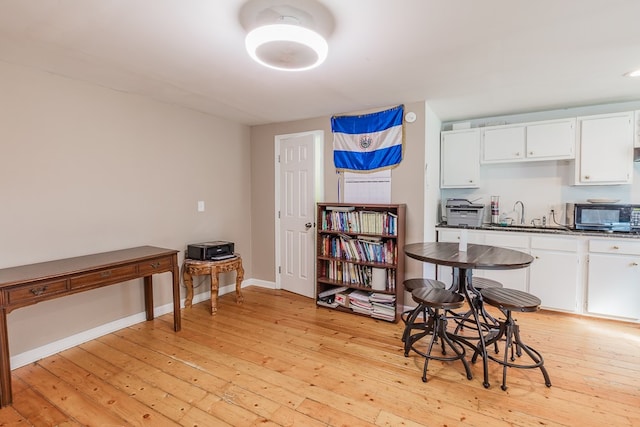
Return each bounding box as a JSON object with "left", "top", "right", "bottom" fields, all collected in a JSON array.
[{"left": 305, "top": 222, "right": 313, "bottom": 230}]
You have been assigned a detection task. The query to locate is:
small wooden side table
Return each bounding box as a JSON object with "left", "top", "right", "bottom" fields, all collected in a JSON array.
[{"left": 182, "top": 256, "right": 244, "bottom": 314}]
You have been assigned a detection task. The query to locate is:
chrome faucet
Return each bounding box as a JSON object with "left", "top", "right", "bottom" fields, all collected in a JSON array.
[{"left": 514, "top": 200, "right": 525, "bottom": 225}]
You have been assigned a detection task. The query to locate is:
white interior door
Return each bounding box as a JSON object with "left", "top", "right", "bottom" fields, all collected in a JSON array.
[{"left": 276, "top": 131, "right": 322, "bottom": 298}]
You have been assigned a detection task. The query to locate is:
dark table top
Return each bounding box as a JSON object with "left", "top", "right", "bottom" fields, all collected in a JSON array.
[
  {"left": 404, "top": 242, "right": 534, "bottom": 271},
  {"left": 0, "top": 246, "right": 178, "bottom": 287}
]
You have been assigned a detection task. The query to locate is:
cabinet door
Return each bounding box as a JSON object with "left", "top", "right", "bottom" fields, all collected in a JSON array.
[
  {"left": 435, "top": 229, "right": 484, "bottom": 287},
  {"left": 481, "top": 126, "right": 525, "bottom": 163},
  {"left": 529, "top": 236, "right": 580, "bottom": 312},
  {"left": 635, "top": 110, "right": 640, "bottom": 148},
  {"left": 477, "top": 232, "right": 529, "bottom": 292},
  {"left": 587, "top": 253, "right": 640, "bottom": 319},
  {"left": 526, "top": 119, "right": 575, "bottom": 160},
  {"left": 440, "top": 129, "right": 480, "bottom": 188},
  {"left": 576, "top": 112, "right": 633, "bottom": 184}
]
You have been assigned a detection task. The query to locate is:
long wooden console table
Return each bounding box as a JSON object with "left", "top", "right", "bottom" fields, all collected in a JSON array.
[{"left": 0, "top": 245, "right": 181, "bottom": 407}]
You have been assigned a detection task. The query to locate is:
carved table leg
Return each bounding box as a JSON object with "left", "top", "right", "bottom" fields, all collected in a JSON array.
[
  {"left": 235, "top": 260, "right": 245, "bottom": 304},
  {"left": 210, "top": 268, "right": 219, "bottom": 315},
  {"left": 183, "top": 267, "right": 194, "bottom": 308}
]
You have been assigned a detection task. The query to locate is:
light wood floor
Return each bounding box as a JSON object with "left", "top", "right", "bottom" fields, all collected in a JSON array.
[{"left": 1, "top": 286, "right": 639, "bottom": 426}]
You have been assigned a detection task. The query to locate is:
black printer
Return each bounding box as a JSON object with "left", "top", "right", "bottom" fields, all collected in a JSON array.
[{"left": 186, "top": 241, "right": 235, "bottom": 261}]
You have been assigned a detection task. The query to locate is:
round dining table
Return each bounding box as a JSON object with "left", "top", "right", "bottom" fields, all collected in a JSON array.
[{"left": 403, "top": 241, "right": 534, "bottom": 387}]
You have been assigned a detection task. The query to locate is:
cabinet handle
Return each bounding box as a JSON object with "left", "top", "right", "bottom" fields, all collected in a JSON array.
[
  {"left": 535, "top": 256, "right": 540, "bottom": 259},
  {"left": 631, "top": 262, "right": 638, "bottom": 267},
  {"left": 515, "top": 152, "right": 520, "bottom": 156},
  {"left": 100, "top": 271, "right": 112, "bottom": 278},
  {"left": 30, "top": 286, "right": 48, "bottom": 296},
  {"left": 149, "top": 262, "right": 161, "bottom": 269},
  {"left": 611, "top": 246, "right": 619, "bottom": 250},
  {"left": 529, "top": 151, "right": 534, "bottom": 155},
  {"left": 584, "top": 175, "right": 590, "bottom": 180}
]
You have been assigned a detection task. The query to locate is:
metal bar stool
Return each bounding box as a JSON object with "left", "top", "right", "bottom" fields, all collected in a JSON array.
[
  {"left": 475, "top": 287, "right": 552, "bottom": 390},
  {"left": 452, "top": 277, "right": 503, "bottom": 336},
  {"left": 401, "top": 278, "right": 446, "bottom": 355},
  {"left": 408, "top": 287, "right": 473, "bottom": 383}
]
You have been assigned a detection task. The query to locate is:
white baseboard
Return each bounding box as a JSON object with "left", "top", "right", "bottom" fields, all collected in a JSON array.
[{"left": 10, "top": 278, "right": 274, "bottom": 370}]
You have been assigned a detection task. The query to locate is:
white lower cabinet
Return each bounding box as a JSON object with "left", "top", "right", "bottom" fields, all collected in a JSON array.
[
  {"left": 480, "top": 232, "right": 529, "bottom": 292},
  {"left": 435, "top": 229, "right": 483, "bottom": 287},
  {"left": 529, "top": 236, "right": 580, "bottom": 312},
  {"left": 435, "top": 227, "right": 640, "bottom": 321},
  {"left": 587, "top": 239, "right": 640, "bottom": 320},
  {"left": 435, "top": 229, "right": 529, "bottom": 292}
]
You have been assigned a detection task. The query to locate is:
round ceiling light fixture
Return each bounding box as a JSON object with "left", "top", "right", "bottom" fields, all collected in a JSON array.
[
  {"left": 245, "top": 17, "right": 328, "bottom": 71},
  {"left": 239, "top": 0, "right": 334, "bottom": 72},
  {"left": 624, "top": 68, "right": 640, "bottom": 78}
]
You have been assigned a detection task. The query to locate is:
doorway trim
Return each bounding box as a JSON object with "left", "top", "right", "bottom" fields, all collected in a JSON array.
[{"left": 274, "top": 130, "right": 324, "bottom": 290}]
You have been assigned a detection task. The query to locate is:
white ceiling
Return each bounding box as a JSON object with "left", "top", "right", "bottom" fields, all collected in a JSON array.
[{"left": 1, "top": 0, "right": 639, "bottom": 126}]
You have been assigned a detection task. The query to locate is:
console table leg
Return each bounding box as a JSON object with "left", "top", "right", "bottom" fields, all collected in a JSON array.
[
  {"left": 143, "top": 276, "right": 154, "bottom": 321},
  {"left": 0, "top": 309, "right": 12, "bottom": 407},
  {"left": 172, "top": 262, "right": 181, "bottom": 332}
]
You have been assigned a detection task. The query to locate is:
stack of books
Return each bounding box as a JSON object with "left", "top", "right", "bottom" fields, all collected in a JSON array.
[
  {"left": 316, "top": 286, "right": 349, "bottom": 308},
  {"left": 317, "top": 286, "right": 397, "bottom": 322},
  {"left": 369, "top": 293, "right": 396, "bottom": 321},
  {"left": 348, "top": 290, "right": 373, "bottom": 315}
]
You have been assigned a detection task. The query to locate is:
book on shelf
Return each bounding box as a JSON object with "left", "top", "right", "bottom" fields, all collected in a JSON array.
[
  {"left": 317, "top": 299, "right": 339, "bottom": 308},
  {"left": 321, "top": 208, "right": 398, "bottom": 236},
  {"left": 335, "top": 290, "right": 353, "bottom": 307},
  {"left": 326, "top": 206, "right": 355, "bottom": 212},
  {"left": 369, "top": 293, "right": 395, "bottom": 303},
  {"left": 318, "top": 286, "right": 349, "bottom": 298}
]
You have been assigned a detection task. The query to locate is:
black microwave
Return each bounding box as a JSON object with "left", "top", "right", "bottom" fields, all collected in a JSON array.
[{"left": 566, "top": 203, "right": 640, "bottom": 232}]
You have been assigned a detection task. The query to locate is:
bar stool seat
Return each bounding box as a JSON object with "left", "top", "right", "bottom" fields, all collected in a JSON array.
[
  {"left": 408, "top": 287, "right": 472, "bottom": 383},
  {"left": 401, "top": 279, "right": 446, "bottom": 354},
  {"left": 470, "top": 277, "right": 503, "bottom": 289},
  {"left": 477, "top": 287, "right": 552, "bottom": 390}
]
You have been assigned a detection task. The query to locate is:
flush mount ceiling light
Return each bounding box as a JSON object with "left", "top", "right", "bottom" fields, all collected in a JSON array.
[
  {"left": 239, "top": 0, "right": 334, "bottom": 72},
  {"left": 624, "top": 68, "right": 640, "bottom": 78},
  {"left": 245, "top": 17, "right": 328, "bottom": 71}
]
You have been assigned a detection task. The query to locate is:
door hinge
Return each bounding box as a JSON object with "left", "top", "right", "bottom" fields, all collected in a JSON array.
[
  {"left": 278, "top": 211, "right": 281, "bottom": 219},
  {"left": 278, "top": 155, "right": 281, "bottom": 163},
  {"left": 278, "top": 266, "right": 281, "bottom": 274}
]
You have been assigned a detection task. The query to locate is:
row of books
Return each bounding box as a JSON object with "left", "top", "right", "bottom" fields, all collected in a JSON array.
[
  {"left": 319, "top": 234, "right": 397, "bottom": 264},
  {"left": 320, "top": 260, "right": 396, "bottom": 291},
  {"left": 321, "top": 208, "right": 398, "bottom": 235},
  {"left": 316, "top": 289, "right": 396, "bottom": 322}
]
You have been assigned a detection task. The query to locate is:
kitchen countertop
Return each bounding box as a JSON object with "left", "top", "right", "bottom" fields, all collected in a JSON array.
[{"left": 437, "top": 223, "right": 640, "bottom": 239}]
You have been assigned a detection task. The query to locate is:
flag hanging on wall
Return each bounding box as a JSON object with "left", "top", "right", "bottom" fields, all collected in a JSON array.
[{"left": 331, "top": 105, "right": 404, "bottom": 172}]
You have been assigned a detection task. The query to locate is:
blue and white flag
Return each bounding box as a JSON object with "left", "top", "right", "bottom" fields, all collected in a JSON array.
[{"left": 331, "top": 105, "right": 404, "bottom": 172}]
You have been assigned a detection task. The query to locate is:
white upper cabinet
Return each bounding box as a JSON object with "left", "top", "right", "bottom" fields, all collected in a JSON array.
[
  {"left": 635, "top": 110, "right": 640, "bottom": 148},
  {"left": 440, "top": 128, "right": 480, "bottom": 188},
  {"left": 575, "top": 111, "right": 634, "bottom": 185},
  {"left": 482, "top": 125, "right": 525, "bottom": 163},
  {"left": 526, "top": 119, "right": 575, "bottom": 160},
  {"left": 481, "top": 118, "right": 576, "bottom": 164}
]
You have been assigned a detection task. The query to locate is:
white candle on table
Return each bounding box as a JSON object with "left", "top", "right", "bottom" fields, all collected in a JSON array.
[{"left": 459, "top": 229, "right": 468, "bottom": 252}]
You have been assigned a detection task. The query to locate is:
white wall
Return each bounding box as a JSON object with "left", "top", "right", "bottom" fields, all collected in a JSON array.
[{"left": 0, "top": 61, "right": 252, "bottom": 357}]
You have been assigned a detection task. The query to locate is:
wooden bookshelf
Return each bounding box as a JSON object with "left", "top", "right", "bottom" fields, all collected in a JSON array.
[{"left": 315, "top": 203, "right": 405, "bottom": 322}]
